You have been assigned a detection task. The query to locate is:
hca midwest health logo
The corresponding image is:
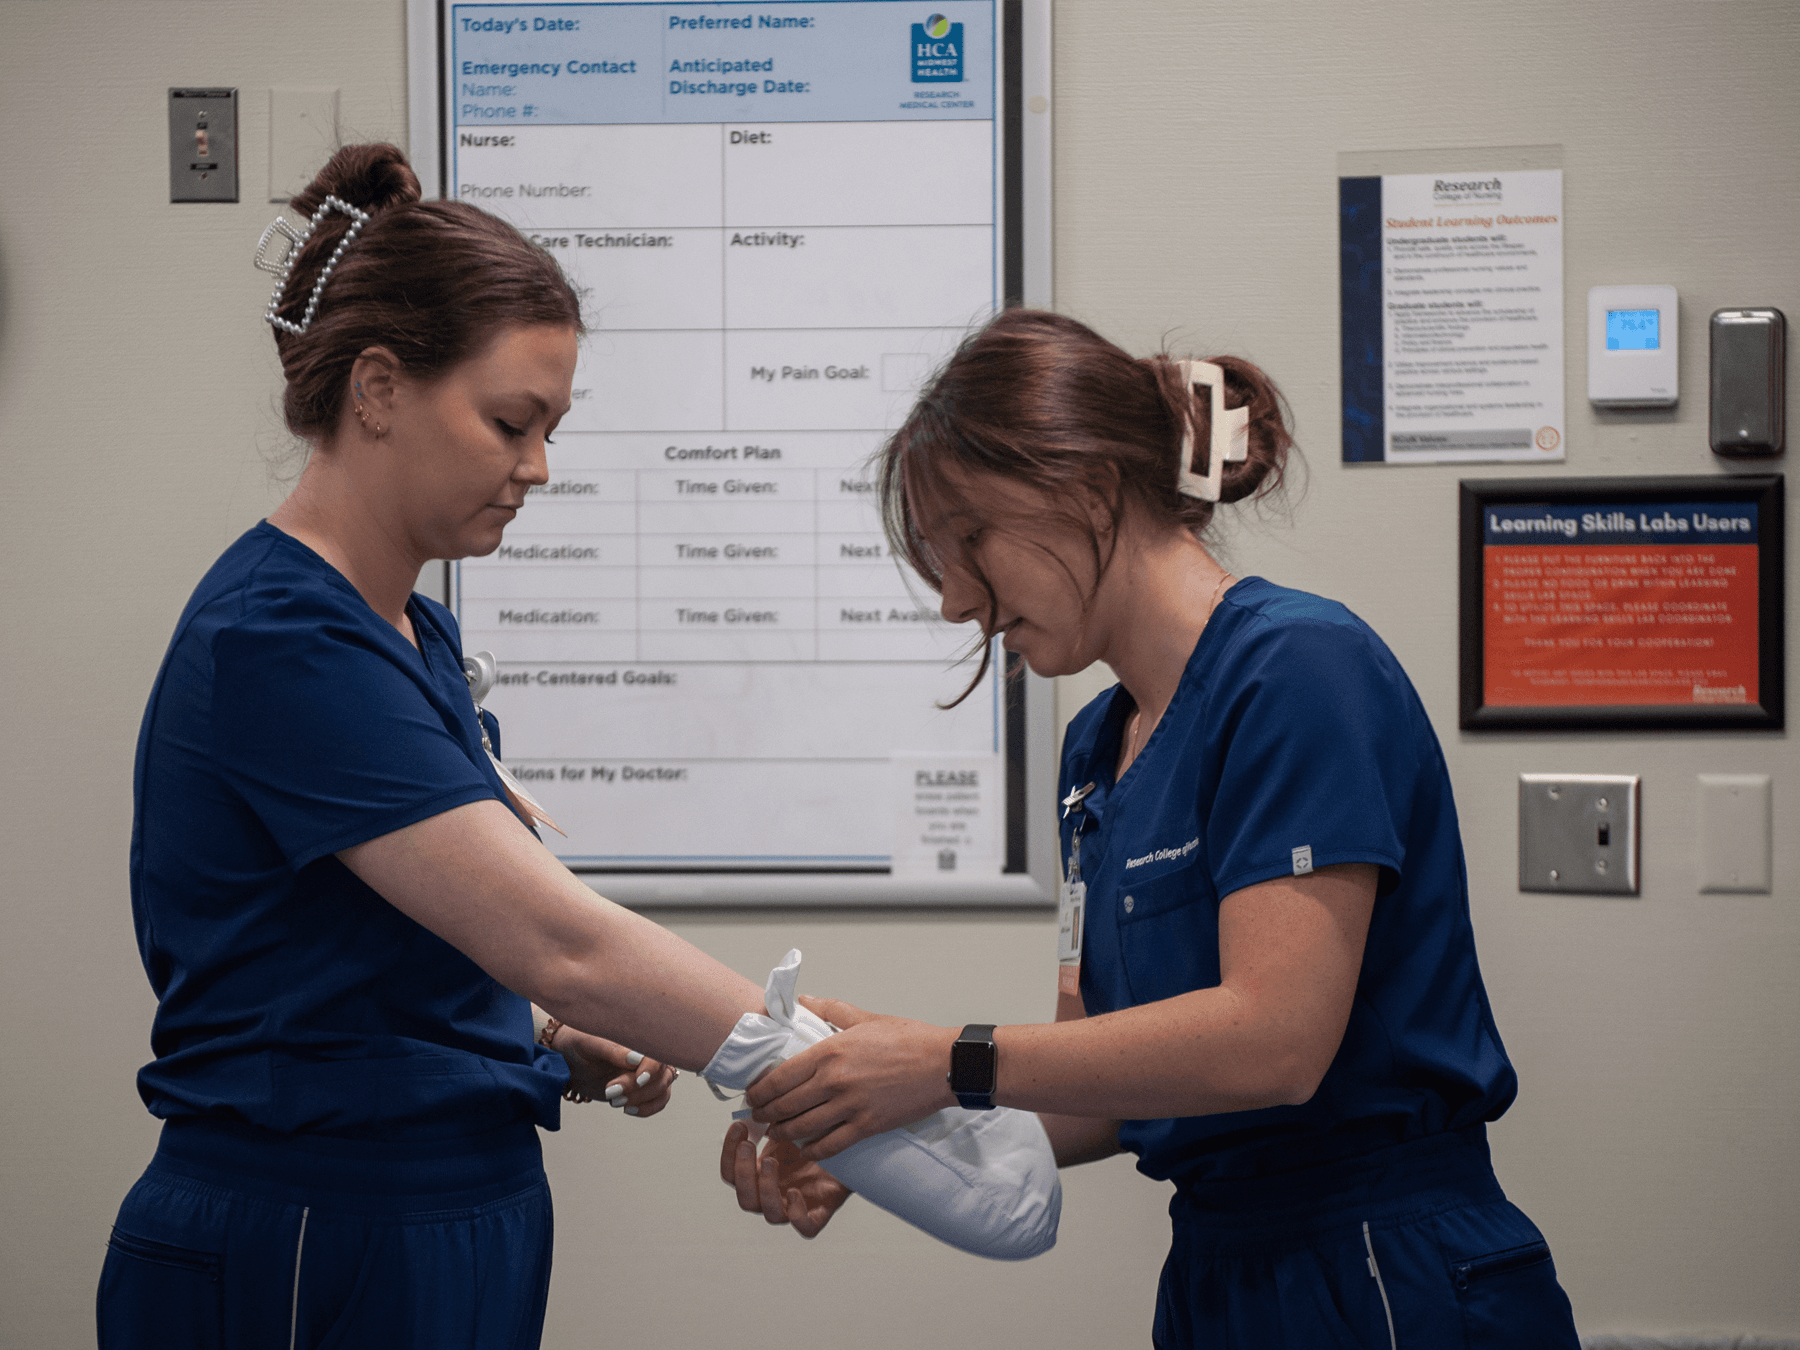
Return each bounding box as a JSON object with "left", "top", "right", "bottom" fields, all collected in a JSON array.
[{"left": 911, "top": 13, "right": 963, "bottom": 81}]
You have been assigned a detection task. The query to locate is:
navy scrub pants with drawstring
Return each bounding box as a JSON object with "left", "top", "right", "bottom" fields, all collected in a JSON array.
[
  {"left": 97, "top": 1117, "right": 553, "bottom": 1350},
  {"left": 1153, "top": 1127, "right": 1581, "bottom": 1350}
]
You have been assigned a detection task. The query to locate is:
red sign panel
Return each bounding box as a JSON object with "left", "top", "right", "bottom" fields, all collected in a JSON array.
[{"left": 1484, "top": 543, "right": 1758, "bottom": 706}]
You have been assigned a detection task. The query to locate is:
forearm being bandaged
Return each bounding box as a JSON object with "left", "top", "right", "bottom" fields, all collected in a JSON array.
[{"left": 701, "top": 950, "right": 1061, "bottom": 1261}]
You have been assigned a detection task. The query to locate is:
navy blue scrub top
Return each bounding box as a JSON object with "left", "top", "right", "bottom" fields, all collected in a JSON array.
[
  {"left": 1060, "top": 578, "right": 1516, "bottom": 1184},
  {"left": 129, "top": 523, "right": 568, "bottom": 1141}
]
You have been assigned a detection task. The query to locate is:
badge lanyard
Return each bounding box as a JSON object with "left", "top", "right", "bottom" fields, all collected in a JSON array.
[
  {"left": 462, "top": 650, "right": 566, "bottom": 837},
  {"left": 1058, "top": 781, "right": 1095, "bottom": 997}
]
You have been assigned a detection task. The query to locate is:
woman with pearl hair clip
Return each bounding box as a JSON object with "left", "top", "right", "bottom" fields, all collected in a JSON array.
[
  {"left": 97, "top": 142, "right": 793, "bottom": 1347},
  {"left": 105, "top": 142, "right": 1069, "bottom": 1348}
]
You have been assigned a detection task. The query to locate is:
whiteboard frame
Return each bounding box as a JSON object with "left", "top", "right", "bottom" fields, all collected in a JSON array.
[{"left": 406, "top": 0, "right": 1056, "bottom": 908}]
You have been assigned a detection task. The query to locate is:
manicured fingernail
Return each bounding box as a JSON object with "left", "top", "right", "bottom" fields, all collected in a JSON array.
[
  {"left": 626, "top": 1050, "right": 644, "bottom": 1066},
  {"left": 604, "top": 1084, "right": 624, "bottom": 1101},
  {"left": 636, "top": 1071, "right": 651, "bottom": 1087},
  {"left": 624, "top": 1106, "right": 639, "bottom": 1115},
  {"left": 609, "top": 1097, "right": 625, "bottom": 1108}
]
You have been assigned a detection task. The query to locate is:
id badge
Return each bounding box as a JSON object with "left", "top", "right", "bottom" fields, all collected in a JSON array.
[
  {"left": 487, "top": 749, "right": 567, "bottom": 837},
  {"left": 1057, "top": 879, "right": 1085, "bottom": 996}
]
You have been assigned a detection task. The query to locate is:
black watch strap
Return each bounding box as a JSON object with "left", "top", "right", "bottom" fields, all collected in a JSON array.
[{"left": 947, "top": 1023, "right": 998, "bottom": 1110}]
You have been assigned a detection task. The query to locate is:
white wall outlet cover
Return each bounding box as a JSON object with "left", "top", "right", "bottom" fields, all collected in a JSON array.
[
  {"left": 269, "top": 87, "right": 339, "bottom": 204},
  {"left": 1518, "top": 774, "right": 1641, "bottom": 896},
  {"left": 1698, "top": 773, "right": 1772, "bottom": 893}
]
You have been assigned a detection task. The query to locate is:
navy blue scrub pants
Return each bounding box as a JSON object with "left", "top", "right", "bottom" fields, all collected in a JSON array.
[
  {"left": 97, "top": 1118, "right": 553, "bottom": 1350},
  {"left": 1153, "top": 1127, "right": 1580, "bottom": 1350}
]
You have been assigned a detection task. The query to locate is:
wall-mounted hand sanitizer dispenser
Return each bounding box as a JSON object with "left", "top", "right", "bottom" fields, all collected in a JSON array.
[{"left": 1588, "top": 285, "right": 1679, "bottom": 408}]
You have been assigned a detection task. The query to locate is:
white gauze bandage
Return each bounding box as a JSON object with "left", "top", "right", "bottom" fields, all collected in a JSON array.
[{"left": 701, "top": 950, "right": 1061, "bottom": 1261}]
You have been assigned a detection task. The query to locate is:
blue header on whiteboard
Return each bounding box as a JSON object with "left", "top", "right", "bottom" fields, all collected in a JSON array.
[
  {"left": 1484, "top": 502, "right": 1758, "bottom": 546},
  {"left": 451, "top": 2, "right": 994, "bottom": 125},
  {"left": 1606, "top": 308, "right": 1659, "bottom": 350}
]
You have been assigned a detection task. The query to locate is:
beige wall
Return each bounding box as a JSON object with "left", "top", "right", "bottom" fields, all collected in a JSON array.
[{"left": 1, "top": 1, "right": 1795, "bottom": 1344}]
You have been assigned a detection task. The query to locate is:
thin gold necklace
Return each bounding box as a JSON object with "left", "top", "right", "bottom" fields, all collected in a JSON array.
[{"left": 1124, "top": 570, "right": 1234, "bottom": 769}]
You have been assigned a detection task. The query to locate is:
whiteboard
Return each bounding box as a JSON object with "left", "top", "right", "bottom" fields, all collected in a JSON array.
[{"left": 408, "top": 0, "right": 1054, "bottom": 906}]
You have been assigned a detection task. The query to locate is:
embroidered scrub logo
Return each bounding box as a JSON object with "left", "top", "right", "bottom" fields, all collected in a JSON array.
[
  {"left": 1123, "top": 836, "right": 1200, "bottom": 871},
  {"left": 911, "top": 14, "right": 964, "bottom": 82}
]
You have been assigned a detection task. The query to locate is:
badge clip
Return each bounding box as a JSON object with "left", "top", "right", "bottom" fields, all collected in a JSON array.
[
  {"left": 462, "top": 650, "right": 566, "bottom": 836},
  {"left": 1061, "top": 781, "right": 1096, "bottom": 818}
]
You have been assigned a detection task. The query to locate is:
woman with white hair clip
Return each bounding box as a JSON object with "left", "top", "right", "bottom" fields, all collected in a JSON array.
[{"left": 733, "top": 309, "right": 1583, "bottom": 1350}]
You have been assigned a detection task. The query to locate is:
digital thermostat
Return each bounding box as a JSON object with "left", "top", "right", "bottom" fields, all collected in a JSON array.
[{"left": 1588, "top": 285, "right": 1678, "bottom": 408}]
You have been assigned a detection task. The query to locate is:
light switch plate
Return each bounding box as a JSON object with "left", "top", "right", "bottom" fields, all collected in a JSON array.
[
  {"left": 1519, "top": 774, "right": 1640, "bottom": 895},
  {"left": 1698, "top": 773, "right": 1771, "bottom": 893},
  {"left": 168, "top": 88, "right": 238, "bottom": 202}
]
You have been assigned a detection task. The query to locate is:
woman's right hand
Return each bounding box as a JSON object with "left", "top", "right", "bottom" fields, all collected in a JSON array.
[
  {"left": 745, "top": 997, "right": 958, "bottom": 1160},
  {"left": 719, "top": 1120, "right": 852, "bottom": 1237},
  {"left": 557, "top": 1028, "right": 677, "bottom": 1117}
]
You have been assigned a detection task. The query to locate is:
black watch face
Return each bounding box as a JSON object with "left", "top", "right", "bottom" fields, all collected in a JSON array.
[{"left": 949, "top": 1037, "right": 995, "bottom": 1092}]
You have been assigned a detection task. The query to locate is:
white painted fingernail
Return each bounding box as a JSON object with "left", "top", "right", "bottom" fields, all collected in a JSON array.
[
  {"left": 609, "top": 1097, "right": 625, "bottom": 1108},
  {"left": 626, "top": 1050, "right": 645, "bottom": 1067},
  {"left": 636, "top": 1071, "right": 651, "bottom": 1087},
  {"left": 624, "top": 1105, "right": 640, "bottom": 1116},
  {"left": 604, "top": 1083, "right": 624, "bottom": 1101}
]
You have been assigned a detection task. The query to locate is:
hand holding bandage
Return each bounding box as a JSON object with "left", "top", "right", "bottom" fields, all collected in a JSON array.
[{"left": 703, "top": 951, "right": 1061, "bottom": 1261}]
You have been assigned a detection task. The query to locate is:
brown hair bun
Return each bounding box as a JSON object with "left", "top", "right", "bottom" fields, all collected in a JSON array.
[
  {"left": 266, "top": 142, "right": 582, "bottom": 441},
  {"left": 1141, "top": 352, "right": 1293, "bottom": 514},
  {"left": 290, "top": 142, "right": 421, "bottom": 218}
]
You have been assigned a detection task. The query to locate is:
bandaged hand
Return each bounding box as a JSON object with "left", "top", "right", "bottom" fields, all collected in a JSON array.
[
  {"left": 719, "top": 1120, "right": 852, "bottom": 1238},
  {"left": 702, "top": 951, "right": 1061, "bottom": 1261},
  {"left": 747, "top": 997, "right": 957, "bottom": 1160},
  {"left": 558, "top": 1030, "right": 677, "bottom": 1117}
]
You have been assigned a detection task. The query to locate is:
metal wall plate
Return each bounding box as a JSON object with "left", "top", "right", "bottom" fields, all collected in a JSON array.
[
  {"left": 169, "top": 88, "right": 238, "bottom": 203},
  {"left": 1519, "top": 774, "right": 1640, "bottom": 895}
]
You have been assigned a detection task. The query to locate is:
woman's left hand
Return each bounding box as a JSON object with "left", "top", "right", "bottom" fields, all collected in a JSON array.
[
  {"left": 745, "top": 996, "right": 957, "bottom": 1159},
  {"left": 557, "top": 1029, "right": 678, "bottom": 1117},
  {"left": 719, "top": 1120, "right": 853, "bottom": 1237}
]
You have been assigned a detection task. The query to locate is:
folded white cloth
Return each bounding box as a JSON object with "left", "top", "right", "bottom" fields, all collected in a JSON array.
[{"left": 702, "top": 950, "right": 1061, "bottom": 1261}]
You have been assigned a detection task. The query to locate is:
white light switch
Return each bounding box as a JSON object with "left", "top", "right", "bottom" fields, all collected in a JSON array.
[
  {"left": 1698, "top": 774, "right": 1772, "bottom": 893},
  {"left": 269, "top": 87, "right": 338, "bottom": 203}
]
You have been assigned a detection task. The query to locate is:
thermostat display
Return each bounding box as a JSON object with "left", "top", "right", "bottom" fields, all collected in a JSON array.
[
  {"left": 1606, "top": 309, "right": 1659, "bottom": 351},
  {"left": 1589, "top": 285, "right": 1678, "bottom": 407}
]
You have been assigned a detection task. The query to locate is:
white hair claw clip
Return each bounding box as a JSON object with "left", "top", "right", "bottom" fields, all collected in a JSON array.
[{"left": 1174, "top": 359, "right": 1250, "bottom": 503}]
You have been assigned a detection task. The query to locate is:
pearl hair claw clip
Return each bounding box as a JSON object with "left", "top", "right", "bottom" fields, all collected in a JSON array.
[
  {"left": 1174, "top": 359, "right": 1250, "bottom": 503},
  {"left": 254, "top": 194, "right": 371, "bottom": 336}
]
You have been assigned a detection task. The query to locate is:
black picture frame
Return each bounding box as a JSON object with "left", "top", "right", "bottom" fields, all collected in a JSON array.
[{"left": 1459, "top": 475, "right": 1784, "bottom": 731}]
